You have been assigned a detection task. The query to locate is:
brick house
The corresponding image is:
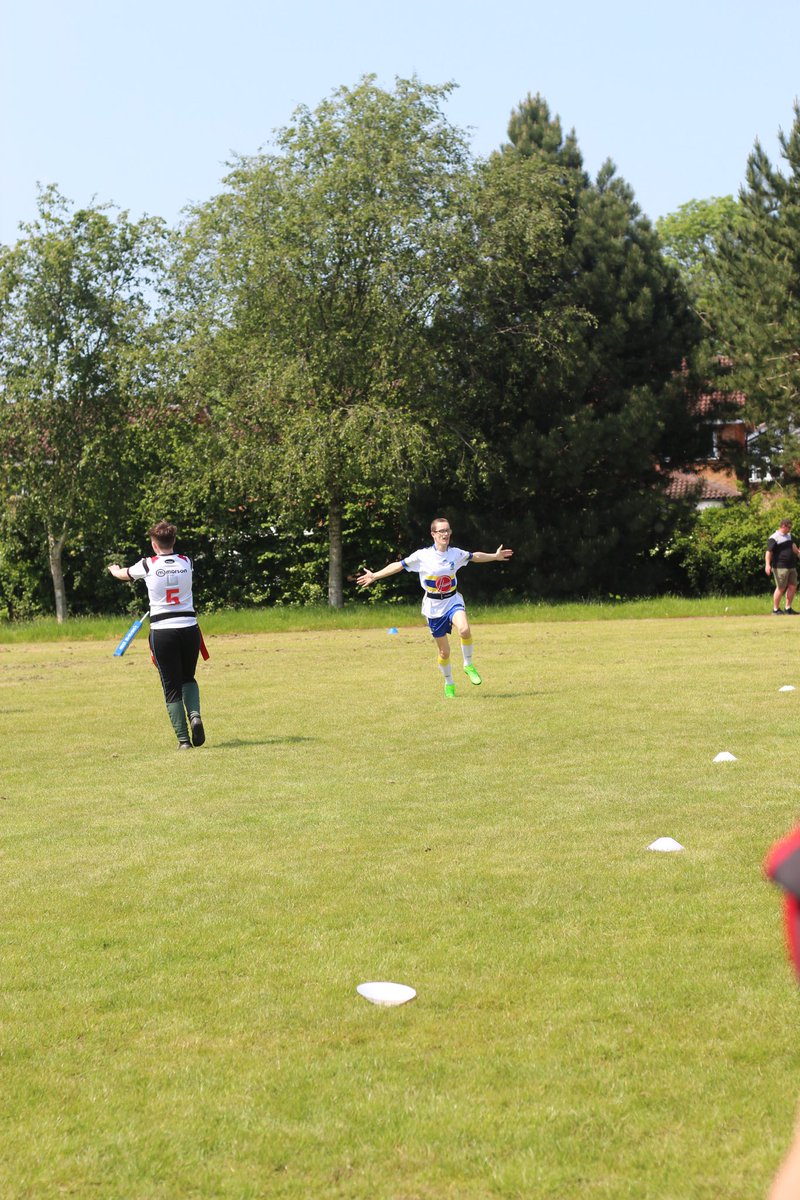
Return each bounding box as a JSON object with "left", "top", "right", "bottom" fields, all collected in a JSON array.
[{"left": 665, "top": 358, "right": 753, "bottom": 507}]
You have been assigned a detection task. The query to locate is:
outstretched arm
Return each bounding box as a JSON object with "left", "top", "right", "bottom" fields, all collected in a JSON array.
[
  {"left": 107, "top": 564, "right": 131, "bottom": 581},
  {"left": 471, "top": 545, "right": 513, "bottom": 564},
  {"left": 356, "top": 561, "right": 405, "bottom": 588}
]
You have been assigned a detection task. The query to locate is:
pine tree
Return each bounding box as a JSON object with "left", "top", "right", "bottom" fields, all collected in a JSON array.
[
  {"left": 713, "top": 103, "right": 800, "bottom": 477},
  {"left": 435, "top": 95, "right": 702, "bottom": 598}
]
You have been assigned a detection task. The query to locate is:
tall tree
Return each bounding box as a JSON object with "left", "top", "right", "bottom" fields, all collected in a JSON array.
[
  {"left": 710, "top": 104, "right": 800, "bottom": 477},
  {"left": 178, "top": 76, "right": 473, "bottom": 607},
  {"left": 435, "top": 94, "right": 702, "bottom": 597},
  {"left": 507, "top": 93, "right": 584, "bottom": 176},
  {"left": 0, "top": 186, "right": 168, "bottom": 620},
  {"left": 654, "top": 198, "right": 753, "bottom": 482},
  {"left": 656, "top": 196, "right": 747, "bottom": 335},
  {"left": 430, "top": 144, "right": 583, "bottom": 487}
]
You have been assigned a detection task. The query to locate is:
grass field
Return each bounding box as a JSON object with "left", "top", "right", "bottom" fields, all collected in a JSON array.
[
  {"left": 0, "top": 594, "right": 775, "bottom": 644},
  {"left": 2, "top": 608, "right": 800, "bottom": 1198}
]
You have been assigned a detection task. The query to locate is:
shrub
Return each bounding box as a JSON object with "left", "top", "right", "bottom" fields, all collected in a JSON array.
[{"left": 666, "top": 490, "right": 800, "bottom": 594}]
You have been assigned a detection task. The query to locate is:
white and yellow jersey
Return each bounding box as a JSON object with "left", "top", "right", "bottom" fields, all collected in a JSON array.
[
  {"left": 127, "top": 553, "right": 197, "bottom": 628},
  {"left": 401, "top": 545, "right": 473, "bottom": 618}
]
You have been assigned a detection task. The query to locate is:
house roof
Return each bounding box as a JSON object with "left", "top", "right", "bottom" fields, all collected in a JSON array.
[
  {"left": 694, "top": 390, "right": 746, "bottom": 418},
  {"left": 664, "top": 472, "right": 740, "bottom": 501}
]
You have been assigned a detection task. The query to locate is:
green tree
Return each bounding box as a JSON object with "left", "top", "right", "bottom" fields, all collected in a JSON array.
[
  {"left": 0, "top": 186, "right": 168, "bottom": 620},
  {"left": 655, "top": 200, "right": 755, "bottom": 485},
  {"left": 506, "top": 93, "right": 584, "bottom": 175},
  {"left": 711, "top": 104, "right": 800, "bottom": 477},
  {"left": 656, "top": 195, "right": 747, "bottom": 334},
  {"left": 177, "top": 76, "right": 473, "bottom": 607},
  {"left": 428, "top": 142, "right": 583, "bottom": 489},
  {"left": 433, "top": 94, "right": 703, "bottom": 597}
]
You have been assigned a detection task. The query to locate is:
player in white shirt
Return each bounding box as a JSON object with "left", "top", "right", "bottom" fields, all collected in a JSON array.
[
  {"left": 357, "top": 516, "right": 513, "bottom": 697},
  {"left": 108, "top": 520, "right": 206, "bottom": 749}
]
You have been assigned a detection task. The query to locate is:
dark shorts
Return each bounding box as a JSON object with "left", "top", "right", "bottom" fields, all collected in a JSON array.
[
  {"left": 149, "top": 624, "right": 200, "bottom": 703},
  {"left": 427, "top": 602, "right": 466, "bottom": 639},
  {"left": 774, "top": 567, "right": 798, "bottom": 590}
]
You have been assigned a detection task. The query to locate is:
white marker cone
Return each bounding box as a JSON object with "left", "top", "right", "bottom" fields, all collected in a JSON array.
[
  {"left": 648, "top": 837, "right": 684, "bottom": 852},
  {"left": 780, "top": 685, "right": 796, "bottom": 692},
  {"left": 357, "top": 981, "right": 416, "bottom": 1007},
  {"left": 713, "top": 751, "right": 737, "bottom": 762}
]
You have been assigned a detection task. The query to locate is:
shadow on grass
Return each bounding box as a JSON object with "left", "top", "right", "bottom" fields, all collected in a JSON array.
[
  {"left": 212, "top": 735, "right": 318, "bottom": 749},
  {"left": 480, "top": 691, "right": 542, "bottom": 699}
]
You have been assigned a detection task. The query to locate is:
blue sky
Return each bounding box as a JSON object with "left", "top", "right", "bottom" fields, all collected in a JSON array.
[{"left": 2, "top": 0, "right": 799, "bottom": 244}]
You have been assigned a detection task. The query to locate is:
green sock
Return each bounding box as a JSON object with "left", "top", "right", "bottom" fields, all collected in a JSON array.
[
  {"left": 166, "top": 700, "right": 190, "bottom": 743},
  {"left": 182, "top": 680, "right": 200, "bottom": 718}
]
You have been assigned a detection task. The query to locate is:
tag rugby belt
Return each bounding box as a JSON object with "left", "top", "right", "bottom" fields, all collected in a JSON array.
[
  {"left": 423, "top": 585, "right": 458, "bottom": 598},
  {"left": 150, "top": 610, "right": 196, "bottom": 623}
]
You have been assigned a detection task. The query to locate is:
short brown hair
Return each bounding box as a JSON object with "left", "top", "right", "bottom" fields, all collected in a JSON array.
[
  {"left": 430, "top": 516, "right": 450, "bottom": 531},
  {"left": 148, "top": 520, "right": 177, "bottom": 548}
]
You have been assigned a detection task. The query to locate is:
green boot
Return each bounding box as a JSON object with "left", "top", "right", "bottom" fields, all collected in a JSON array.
[{"left": 182, "top": 681, "right": 205, "bottom": 746}]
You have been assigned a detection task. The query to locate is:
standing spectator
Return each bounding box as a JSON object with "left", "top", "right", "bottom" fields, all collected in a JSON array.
[
  {"left": 766, "top": 519, "right": 800, "bottom": 615},
  {"left": 108, "top": 521, "right": 206, "bottom": 749}
]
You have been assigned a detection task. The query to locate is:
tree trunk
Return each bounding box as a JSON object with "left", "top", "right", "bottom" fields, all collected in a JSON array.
[
  {"left": 328, "top": 502, "right": 344, "bottom": 608},
  {"left": 47, "top": 524, "right": 68, "bottom": 624}
]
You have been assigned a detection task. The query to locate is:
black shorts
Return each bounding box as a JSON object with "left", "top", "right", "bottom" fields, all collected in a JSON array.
[{"left": 149, "top": 624, "right": 200, "bottom": 703}]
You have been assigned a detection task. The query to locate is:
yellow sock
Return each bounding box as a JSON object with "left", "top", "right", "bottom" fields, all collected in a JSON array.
[
  {"left": 460, "top": 635, "right": 474, "bottom": 666},
  {"left": 438, "top": 655, "right": 453, "bottom": 684}
]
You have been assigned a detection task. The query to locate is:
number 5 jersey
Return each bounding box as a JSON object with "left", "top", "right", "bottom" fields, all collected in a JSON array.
[{"left": 127, "top": 553, "right": 197, "bottom": 628}]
